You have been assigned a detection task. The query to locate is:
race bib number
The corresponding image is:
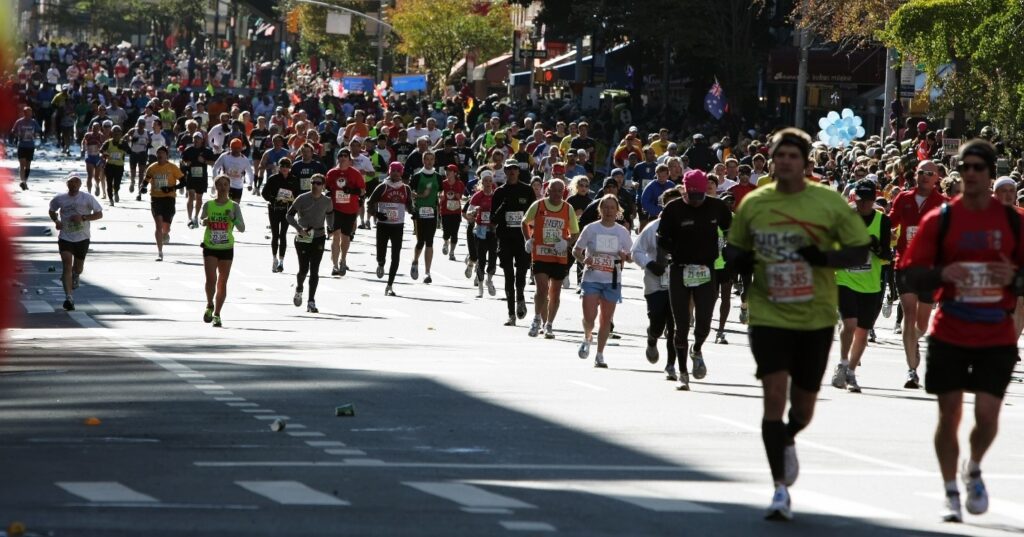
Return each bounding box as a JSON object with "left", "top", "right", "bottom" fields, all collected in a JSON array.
[
  {"left": 956, "top": 262, "right": 1003, "bottom": 303},
  {"left": 595, "top": 234, "right": 619, "bottom": 253},
  {"left": 227, "top": 168, "right": 243, "bottom": 180},
  {"left": 418, "top": 206, "right": 435, "bottom": 219},
  {"left": 334, "top": 191, "right": 351, "bottom": 205},
  {"left": 505, "top": 211, "right": 523, "bottom": 226},
  {"left": 446, "top": 199, "right": 461, "bottom": 211},
  {"left": 906, "top": 225, "right": 918, "bottom": 244},
  {"left": 479, "top": 211, "right": 491, "bottom": 225},
  {"left": 295, "top": 234, "right": 313, "bottom": 244},
  {"left": 300, "top": 177, "right": 312, "bottom": 191},
  {"left": 155, "top": 176, "right": 169, "bottom": 188},
  {"left": 191, "top": 166, "right": 204, "bottom": 177},
  {"left": 542, "top": 216, "right": 564, "bottom": 245},
  {"left": 683, "top": 264, "right": 711, "bottom": 287},
  {"left": 765, "top": 261, "right": 814, "bottom": 303},
  {"left": 592, "top": 253, "right": 615, "bottom": 272},
  {"left": 66, "top": 220, "right": 84, "bottom": 233},
  {"left": 379, "top": 203, "right": 403, "bottom": 222},
  {"left": 276, "top": 189, "right": 293, "bottom": 202},
  {"left": 210, "top": 230, "right": 228, "bottom": 245}
]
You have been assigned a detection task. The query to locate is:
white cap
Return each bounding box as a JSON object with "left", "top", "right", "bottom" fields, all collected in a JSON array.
[{"left": 993, "top": 176, "right": 1016, "bottom": 191}]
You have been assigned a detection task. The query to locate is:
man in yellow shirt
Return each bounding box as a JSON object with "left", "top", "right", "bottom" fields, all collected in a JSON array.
[{"left": 145, "top": 146, "right": 185, "bottom": 261}]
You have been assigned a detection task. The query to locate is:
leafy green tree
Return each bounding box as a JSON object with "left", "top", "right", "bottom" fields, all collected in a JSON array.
[
  {"left": 279, "top": 0, "right": 390, "bottom": 75},
  {"left": 389, "top": 0, "right": 512, "bottom": 93}
]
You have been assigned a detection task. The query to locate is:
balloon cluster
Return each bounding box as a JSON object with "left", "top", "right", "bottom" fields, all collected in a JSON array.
[{"left": 817, "top": 108, "right": 865, "bottom": 148}]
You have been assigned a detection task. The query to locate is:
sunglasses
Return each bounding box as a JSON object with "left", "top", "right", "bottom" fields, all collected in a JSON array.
[
  {"left": 310, "top": 181, "right": 324, "bottom": 185},
  {"left": 959, "top": 162, "right": 988, "bottom": 173},
  {"left": 916, "top": 170, "right": 936, "bottom": 176}
]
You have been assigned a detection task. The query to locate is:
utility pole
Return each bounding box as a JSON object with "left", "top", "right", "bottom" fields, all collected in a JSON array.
[
  {"left": 881, "top": 48, "right": 898, "bottom": 139},
  {"left": 793, "top": 0, "right": 810, "bottom": 129},
  {"left": 375, "top": 0, "right": 385, "bottom": 83}
]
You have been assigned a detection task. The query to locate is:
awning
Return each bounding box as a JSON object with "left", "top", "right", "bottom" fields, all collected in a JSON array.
[{"left": 768, "top": 46, "right": 885, "bottom": 85}]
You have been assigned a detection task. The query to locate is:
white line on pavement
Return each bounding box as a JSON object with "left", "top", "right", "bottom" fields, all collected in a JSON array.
[
  {"left": 469, "top": 480, "right": 721, "bottom": 514},
  {"left": 757, "top": 488, "right": 908, "bottom": 520},
  {"left": 193, "top": 385, "right": 226, "bottom": 390},
  {"left": 87, "top": 301, "right": 127, "bottom": 314},
  {"left": 567, "top": 380, "right": 607, "bottom": 392},
  {"left": 21, "top": 300, "right": 54, "bottom": 313},
  {"left": 286, "top": 431, "right": 325, "bottom": 437},
  {"left": 498, "top": 521, "right": 556, "bottom": 532},
  {"left": 236, "top": 481, "right": 348, "bottom": 506},
  {"left": 324, "top": 449, "right": 367, "bottom": 456},
  {"left": 403, "top": 482, "right": 535, "bottom": 509},
  {"left": 241, "top": 409, "right": 274, "bottom": 413},
  {"left": 253, "top": 415, "right": 290, "bottom": 420},
  {"left": 57, "top": 482, "right": 158, "bottom": 503},
  {"left": 306, "top": 441, "right": 347, "bottom": 448}
]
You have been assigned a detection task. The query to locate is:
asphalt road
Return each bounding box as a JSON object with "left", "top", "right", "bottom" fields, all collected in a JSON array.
[{"left": 2, "top": 146, "right": 1023, "bottom": 536}]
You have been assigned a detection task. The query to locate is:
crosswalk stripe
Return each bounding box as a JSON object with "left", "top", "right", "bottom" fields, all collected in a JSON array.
[
  {"left": 469, "top": 480, "right": 720, "bottom": 514},
  {"left": 57, "top": 481, "right": 158, "bottom": 503},
  {"left": 499, "top": 521, "right": 556, "bottom": 532},
  {"left": 751, "top": 488, "right": 907, "bottom": 520},
  {"left": 21, "top": 300, "right": 54, "bottom": 313},
  {"left": 403, "top": 482, "right": 535, "bottom": 509},
  {"left": 87, "top": 301, "right": 127, "bottom": 314},
  {"left": 236, "top": 481, "right": 348, "bottom": 506}
]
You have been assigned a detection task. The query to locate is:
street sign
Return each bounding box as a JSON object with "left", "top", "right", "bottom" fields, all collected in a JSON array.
[{"left": 517, "top": 49, "right": 548, "bottom": 61}]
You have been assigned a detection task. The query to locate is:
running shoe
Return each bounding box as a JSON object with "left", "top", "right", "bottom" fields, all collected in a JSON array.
[
  {"left": 331, "top": 266, "right": 341, "bottom": 277},
  {"left": 894, "top": 320, "right": 902, "bottom": 334},
  {"left": 307, "top": 300, "right": 318, "bottom": 313},
  {"left": 449, "top": 252, "right": 456, "bottom": 261},
  {"left": 339, "top": 264, "right": 347, "bottom": 277},
  {"left": 665, "top": 367, "right": 678, "bottom": 381},
  {"left": 847, "top": 371, "right": 861, "bottom": 393},
  {"left": 203, "top": 306, "right": 213, "bottom": 323},
  {"left": 578, "top": 340, "right": 590, "bottom": 359},
  {"left": 156, "top": 253, "right": 163, "bottom": 262},
  {"left": 516, "top": 299, "right": 528, "bottom": 320},
  {"left": 690, "top": 346, "right": 707, "bottom": 380},
  {"left": 385, "top": 286, "right": 396, "bottom": 297},
  {"left": 765, "top": 485, "right": 793, "bottom": 521},
  {"left": 271, "top": 258, "right": 278, "bottom": 272},
  {"left": 676, "top": 372, "right": 690, "bottom": 391},
  {"left": 71, "top": 273, "right": 79, "bottom": 290},
  {"left": 486, "top": 277, "right": 496, "bottom": 296},
  {"left": 904, "top": 369, "right": 921, "bottom": 389},
  {"left": 783, "top": 445, "right": 799, "bottom": 486},
  {"left": 293, "top": 291, "right": 302, "bottom": 307},
  {"left": 19, "top": 181, "right": 27, "bottom": 191},
  {"left": 164, "top": 234, "right": 170, "bottom": 244},
  {"left": 529, "top": 272, "right": 535, "bottom": 286},
  {"left": 645, "top": 339, "right": 659, "bottom": 364},
  {"left": 739, "top": 306, "right": 748, "bottom": 324},
  {"left": 528, "top": 318, "right": 541, "bottom": 337},
  {"left": 277, "top": 260, "right": 284, "bottom": 273},
  {"left": 442, "top": 242, "right": 449, "bottom": 255},
  {"left": 715, "top": 330, "right": 728, "bottom": 345},
  {"left": 376, "top": 264, "right": 385, "bottom": 279},
  {"left": 882, "top": 301, "right": 892, "bottom": 318},
  {"left": 62, "top": 296, "right": 75, "bottom": 311},
  {"left": 410, "top": 263, "right": 419, "bottom": 280},
  {"left": 594, "top": 353, "right": 608, "bottom": 368},
  {"left": 129, "top": 182, "right": 134, "bottom": 193},
  {"left": 476, "top": 280, "right": 484, "bottom": 298},
  {"left": 962, "top": 461, "right": 989, "bottom": 515},
  {"left": 136, "top": 194, "right": 142, "bottom": 201},
  {"left": 868, "top": 328, "right": 876, "bottom": 343},
  {"left": 465, "top": 260, "right": 475, "bottom": 279},
  {"left": 504, "top": 316, "right": 516, "bottom": 326},
  {"left": 424, "top": 274, "right": 432, "bottom": 284},
  {"left": 942, "top": 492, "right": 963, "bottom": 523},
  {"left": 544, "top": 323, "right": 555, "bottom": 339},
  {"left": 473, "top": 275, "right": 480, "bottom": 286},
  {"left": 212, "top": 315, "right": 222, "bottom": 328},
  {"left": 114, "top": 192, "right": 120, "bottom": 203},
  {"left": 831, "top": 363, "right": 848, "bottom": 389}
]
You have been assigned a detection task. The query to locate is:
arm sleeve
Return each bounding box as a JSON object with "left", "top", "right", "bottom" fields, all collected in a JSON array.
[
  {"left": 261, "top": 176, "right": 275, "bottom": 203},
  {"left": 640, "top": 183, "right": 659, "bottom": 215},
  {"left": 199, "top": 201, "right": 209, "bottom": 221},
  {"left": 233, "top": 203, "right": 246, "bottom": 232},
  {"left": 286, "top": 199, "right": 300, "bottom": 228},
  {"left": 631, "top": 224, "right": 655, "bottom": 267},
  {"left": 726, "top": 199, "right": 753, "bottom": 251},
  {"left": 567, "top": 204, "right": 580, "bottom": 235},
  {"left": 878, "top": 214, "right": 893, "bottom": 262},
  {"left": 211, "top": 154, "right": 225, "bottom": 177},
  {"left": 522, "top": 201, "right": 539, "bottom": 224},
  {"left": 245, "top": 162, "right": 254, "bottom": 185}
]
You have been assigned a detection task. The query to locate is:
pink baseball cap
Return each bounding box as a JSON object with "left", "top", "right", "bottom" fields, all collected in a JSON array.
[
  {"left": 389, "top": 162, "right": 404, "bottom": 174},
  {"left": 683, "top": 169, "right": 708, "bottom": 193}
]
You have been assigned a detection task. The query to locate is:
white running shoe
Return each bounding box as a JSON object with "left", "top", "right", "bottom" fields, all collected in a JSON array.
[
  {"left": 846, "top": 371, "right": 861, "bottom": 393},
  {"left": 486, "top": 276, "right": 496, "bottom": 296},
  {"left": 272, "top": 258, "right": 278, "bottom": 272},
  {"left": 831, "top": 363, "right": 848, "bottom": 389},
  {"left": 528, "top": 318, "right": 541, "bottom": 337},
  {"left": 765, "top": 485, "right": 793, "bottom": 521},
  {"left": 578, "top": 340, "right": 590, "bottom": 359},
  {"left": 594, "top": 353, "right": 607, "bottom": 368},
  {"left": 783, "top": 444, "right": 799, "bottom": 486},
  {"left": 543, "top": 323, "right": 554, "bottom": 339},
  {"left": 942, "top": 492, "right": 963, "bottom": 523},
  {"left": 962, "top": 461, "right": 989, "bottom": 515},
  {"left": 464, "top": 260, "right": 475, "bottom": 279},
  {"left": 676, "top": 372, "right": 690, "bottom": 391},
  {"left": 476, "top": 280, "right": 484, "bottom": 298},
  {"left": 882, "top": 301, "right": 892, "bottom": 318},
  {"left": 442, "top": 242, "right": 449, "bottom": 255}
]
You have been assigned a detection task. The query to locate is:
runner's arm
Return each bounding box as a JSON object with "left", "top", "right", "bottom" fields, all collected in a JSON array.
[{"left": 233, "top": 204, "right": 246, "bottom": 232}]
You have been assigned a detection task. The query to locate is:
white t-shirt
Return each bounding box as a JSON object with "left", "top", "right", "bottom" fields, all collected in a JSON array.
[
  {"left": 49, "top": 192, "right": 102, "bottom": 243},
  {"left": 577, "top": 221, "right": 633, "bottom": 285},
  {"left": 407, "top": 127, "right": 430, "bottom": 144}
]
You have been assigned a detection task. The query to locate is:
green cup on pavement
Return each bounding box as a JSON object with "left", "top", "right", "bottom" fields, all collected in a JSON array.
[{"left": 335, "top": 404, "right": 355, "bottom": 417}]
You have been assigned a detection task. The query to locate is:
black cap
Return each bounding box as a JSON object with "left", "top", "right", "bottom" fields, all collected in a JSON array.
[
  {"left": 602, "top": 177, "right": 619, "bottom": 189},
  {"left": 853, "top": 179, "right": 876, "bottom": 201}
]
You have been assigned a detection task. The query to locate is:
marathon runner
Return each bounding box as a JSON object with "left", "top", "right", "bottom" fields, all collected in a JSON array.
[
  {"left": 900, "top": 139, "right": 1021, "bottom": 523},
  {"left": 573, "top": 194, "right": 633, "bottom": 367},
  {"left": 467, "top": 172, "right": 498, "bottom": 298},
  {"left": 724, "top": 128, "right": 870, "bottom": 521},
  {"left": 99, "top": 126, "right": 129, "bottom": 206},
  {"left": 48, "top": 176, "right": 103, "bottom": 311},
  {"left": 890, "top": 159, "right": 946, "bottom": 389},
  {"left": 631, "top": 188, "right": 684, "bottom": 380},
  {"left": 82, "top": 122, "right": 105, "bottom": 196},
  {"left": 290, "top": 144, "right": 327, "bottom": 195},
  {"left": 832, "top": 180, "right": 893, "bottom": 393},
  {"left": 440, "top": 164, "right": 465, "bottom": 262},
  {"left": 713, "top": 193, "right": 737, "bottom": 344},
  {"left": 126, "top": 118, "right": 149, "bottom": 195},
  {"left": 287, "top": 173, "right": 333, "bottom": 313},
  {"left": 200, "top": 175, "right": 246, "bottom": 328},
  {"left": 409, "top": 151, "right": 443, "bottom": 284},
  {"left": 261, "top": 158, "right": 299, "bottom": 273},
  {"left": 657, "top": 170, "right": 733, "bottom": 388},
  {"left": 180, "top": 132, "right": 217, "bottom": 229},
  {"left": 522, "top": 178, "right": 578, "bottom": 338},
  {"left": 12, "top": 106, "right": 41, "bottom": 191},
  {"left": 367, "top": 162, "right": 415, "bottom": 296},
  {"left": 325, "top": 148, "right": 365, "bottom": 277},
  {"left": 211, "top": 139, "right": 254, "bottom": 203},
  {"left": 492, "top": 158, "right": 535, "bottom": 325},
  {"left": 145, "top": 146, "right": 185, "bottom": 261}
]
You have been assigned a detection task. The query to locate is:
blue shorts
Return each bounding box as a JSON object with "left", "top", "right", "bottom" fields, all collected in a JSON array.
[
  {"left": 85, "top": 155, "right": 101, "bottom": 166},
  {"left": 580, "top": 281, "right": 622, "bottom": 303}
]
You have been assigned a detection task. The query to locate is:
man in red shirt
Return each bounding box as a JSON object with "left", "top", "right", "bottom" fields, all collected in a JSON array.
[
  {"left": 726, "top": 164, "right": 757, "bottom": 206},
  {"left": 900, "top": 139, "right": 1021, "bottom": 523},
  {"left": 889, "top": 159, "right": 946, "bottom": 389},
  {"left": 325, "top": 148, "right": 366, "bottom": 276}
]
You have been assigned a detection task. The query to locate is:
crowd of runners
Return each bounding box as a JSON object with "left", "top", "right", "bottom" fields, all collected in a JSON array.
[{"left": 9, "top": 46, "right": 1024, "bottom": 524}]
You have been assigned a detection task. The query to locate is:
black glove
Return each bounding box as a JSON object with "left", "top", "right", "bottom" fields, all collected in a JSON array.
[
  {"left": 160, "top": 186, "right": 172, "bottom": 193},
  {"left": 796, "top": 245, "right": 828, "bottom": 267},
  {"left": 645, "top": 260, "right": 666, "bottom": 277},
  {"left": 376, "top": 211, "right": 388, "bottom": 222}
]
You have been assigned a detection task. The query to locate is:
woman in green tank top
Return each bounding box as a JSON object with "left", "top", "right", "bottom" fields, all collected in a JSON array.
[{"left": 200, "top": 175, "right": 246, "bottom": 327}]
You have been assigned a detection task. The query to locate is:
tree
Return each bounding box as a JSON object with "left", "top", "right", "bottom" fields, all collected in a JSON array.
[
  {"left": 796, "top": 0, "right": 905, "bottom": 49},
  {"left": 389, "top": 0, "right": 512, "bottom": 93},
  {"left": 279, "top": 0, "right": 389, "bottom": 75}
]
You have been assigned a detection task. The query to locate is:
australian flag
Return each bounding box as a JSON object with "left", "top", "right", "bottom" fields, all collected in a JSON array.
[{"left": 704, "top": 78, "right": 726, "bottom": 120}]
